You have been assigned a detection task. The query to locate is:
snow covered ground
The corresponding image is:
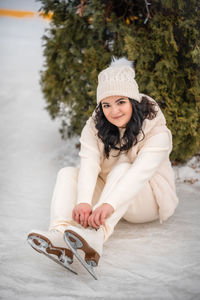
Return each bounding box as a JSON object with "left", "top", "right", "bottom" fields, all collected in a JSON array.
[{"left": 0, "top": 5, "right": 200, "bottom": 300}]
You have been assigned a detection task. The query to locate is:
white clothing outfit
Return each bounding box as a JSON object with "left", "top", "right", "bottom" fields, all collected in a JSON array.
[
  {"left": 49, "top": 132, "right": 171, "bottom": 241},
  {"left": 49, "top": 95, "right": 179, "bottom": 244}
]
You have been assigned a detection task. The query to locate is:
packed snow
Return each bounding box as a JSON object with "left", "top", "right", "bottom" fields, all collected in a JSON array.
[{"left": 0, "top": 4, "right": 200, "bottom": 299}]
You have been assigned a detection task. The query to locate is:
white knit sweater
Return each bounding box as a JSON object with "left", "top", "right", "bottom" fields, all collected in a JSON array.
[{"left": 76, "top": 94, "right": 179, "bottom": 222}]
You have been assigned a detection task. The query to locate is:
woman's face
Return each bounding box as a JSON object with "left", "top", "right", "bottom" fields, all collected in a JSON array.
[{"left": 101, "top": 95, "right": 132, "bottom": 128}]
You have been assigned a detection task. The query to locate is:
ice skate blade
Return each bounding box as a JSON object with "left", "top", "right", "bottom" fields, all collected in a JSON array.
[
  {"left": 27, "top": 234, "right": 77, "bottom": 275},
  {"left": 64, "top": 231, "right": 98, "bottom": 280}
]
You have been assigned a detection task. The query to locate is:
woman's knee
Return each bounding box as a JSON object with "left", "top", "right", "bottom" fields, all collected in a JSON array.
[
  {"left": 123, "top": 210, "right": 159, "bottom": 224},
  {"left": 57, "top": 166, "right": 79, "bottom": 179},
  {"left": 123, "top": 182, "right": 159, "bottom": 224}
]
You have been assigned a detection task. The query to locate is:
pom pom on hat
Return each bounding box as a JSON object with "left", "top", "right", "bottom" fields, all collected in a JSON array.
[
  {"left": 110, "top": 56, "right": 134, "bottom": 70},
  {"left": 96, "top": 56, "right": 140, "bottom": 104}
]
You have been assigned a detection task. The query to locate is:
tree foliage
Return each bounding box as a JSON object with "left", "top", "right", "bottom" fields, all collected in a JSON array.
[{"left": 38, "top": 0, "right": 200, "bottom": 162}]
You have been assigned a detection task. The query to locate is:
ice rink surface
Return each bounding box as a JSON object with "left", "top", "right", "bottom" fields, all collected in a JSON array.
[{"left": 0, "top": 6, "right": 200, "bottom": 300}]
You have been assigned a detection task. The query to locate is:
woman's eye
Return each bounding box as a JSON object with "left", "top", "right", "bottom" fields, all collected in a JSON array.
[
  {"left": 118, "top": 101, "right": 125, "bottom": 105},
  {"left": 103, "top": 105, "right": 109, "bottom": 108}
]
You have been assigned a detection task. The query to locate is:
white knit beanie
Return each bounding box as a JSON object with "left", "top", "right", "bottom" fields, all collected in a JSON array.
[{"left": 96, "top": 56, "right": 140, "bottom": 104}]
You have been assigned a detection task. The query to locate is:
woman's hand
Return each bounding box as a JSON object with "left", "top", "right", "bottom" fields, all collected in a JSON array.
[
  {"left": 88, "top": 203, "right": 114, "bottom": 229},
  {"left": 72, "top": 203, "right": 92, "bottom": 228}
]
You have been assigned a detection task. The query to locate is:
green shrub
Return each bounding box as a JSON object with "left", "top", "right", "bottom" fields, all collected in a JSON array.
[{"left": 39, "top": 0, "right": 200, "bottom": 162}]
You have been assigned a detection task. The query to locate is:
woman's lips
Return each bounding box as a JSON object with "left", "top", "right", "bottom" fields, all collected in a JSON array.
[{"left": 112, "top": 115, "right": 124, "bottom": 119}]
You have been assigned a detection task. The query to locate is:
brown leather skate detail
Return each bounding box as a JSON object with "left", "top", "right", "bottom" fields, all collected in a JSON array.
[
  {"left": 28, "top": 232, "right": 73, "bottom": 260},
  {"left": 34, "top": 239, "right": 40, "bottom": 246},
  {"left": 66, "top": 230, "right": 100, "bottom": 265},
  {"left": 69, "top": 236, "right": 76, "bottom": 243}
]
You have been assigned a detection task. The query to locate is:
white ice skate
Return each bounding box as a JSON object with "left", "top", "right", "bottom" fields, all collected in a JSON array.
[
  {"left": 64, "top": 225, "right": 104, "bottom": 280},
  {"left": 27, "top": 229, "right": 77, "bottom": 275}
]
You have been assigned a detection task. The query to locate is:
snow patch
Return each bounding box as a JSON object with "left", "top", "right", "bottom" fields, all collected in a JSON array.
[{"left": 173, "top": 154, "right": 200, "bottom": 185}]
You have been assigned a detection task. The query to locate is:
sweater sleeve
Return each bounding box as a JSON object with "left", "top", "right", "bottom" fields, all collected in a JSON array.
[
  {"left": 96, "top": 132, "right": 170, "bottom": 210},
  {"left": 76, "top": 117, "right": 101, "bottom": 205}
]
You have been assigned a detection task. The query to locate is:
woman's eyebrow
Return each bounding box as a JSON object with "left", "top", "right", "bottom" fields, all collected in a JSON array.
[
  {"left": 102, "top": 97, "right": 126, "bottom": 105},
  {"left": 116, "top": 97, "right": 126, "bottom": 103}
]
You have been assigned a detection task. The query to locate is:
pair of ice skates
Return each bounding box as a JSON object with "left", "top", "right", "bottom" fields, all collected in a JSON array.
[{"left": 27, "top": 225, "right": 104, "bottom": 280}]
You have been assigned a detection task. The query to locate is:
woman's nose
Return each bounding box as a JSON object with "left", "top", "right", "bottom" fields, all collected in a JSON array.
[{"left": 111, "top": 105, "right": 120, "bottom": 115}]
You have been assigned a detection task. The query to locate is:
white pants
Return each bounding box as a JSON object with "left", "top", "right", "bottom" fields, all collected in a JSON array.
[{"left": 49, "top": 163, "right": 159, "bottom": 241}]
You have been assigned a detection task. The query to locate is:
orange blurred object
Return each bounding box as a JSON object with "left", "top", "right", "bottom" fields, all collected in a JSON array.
[{"left": 0, "top": 8, "right": 53, "bottom": 20}]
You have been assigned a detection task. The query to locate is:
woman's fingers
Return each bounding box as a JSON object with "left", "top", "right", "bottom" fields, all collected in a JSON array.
[
  {"left": 88, "top": 214, "right": 93, "bottom": 227},
  {"left": 89, "top": 215, "right": 98, "bottom": 229},
  {"left": 82, "top": 212, "right": 90, "bottom": 228},
  {"left": 94, "top": 211, "right": 101, "bottom": 228},
  {"left": 73, "top": 210, "right": 88, "bottom": 227},
  {"left": 72, "top": 208, "right": 75, "bottom": 221},
  {"left": 72, "top": 203, "right": 114, "bottom": 229},
  {"left": 74, "top": 210, "right": 80, "bottom": 224},
  {"left": 88, "top": 204, "right": 115, "bottom": 229},
  {"left": 89, "top": 209, "right": 103, "bottom": 229},
  {"left": 88, "top": 211, "right": 99, "bottom": 229},
  {"left": 72, "top": 203, "right": 92, "bottom": 227},
  {"left": 100, "top": 211, "right": 107, "bottom": 226},
  {"left": 80, "top": 211, "right": 85, "bottom": 226}
]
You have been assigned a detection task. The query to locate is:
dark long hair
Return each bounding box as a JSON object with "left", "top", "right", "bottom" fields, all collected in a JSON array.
[{"left": 93, "top": 96, "right": 158, "bottom": 158}]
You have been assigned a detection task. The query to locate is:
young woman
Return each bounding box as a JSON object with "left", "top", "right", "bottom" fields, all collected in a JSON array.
[{"left": 27, "top": 57, "right": 179, "bottom": 279}]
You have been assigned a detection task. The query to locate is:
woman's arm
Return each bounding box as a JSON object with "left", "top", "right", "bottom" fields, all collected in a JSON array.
[{"left": 93, "top": 131, "right": 171, "bottom": 212}]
